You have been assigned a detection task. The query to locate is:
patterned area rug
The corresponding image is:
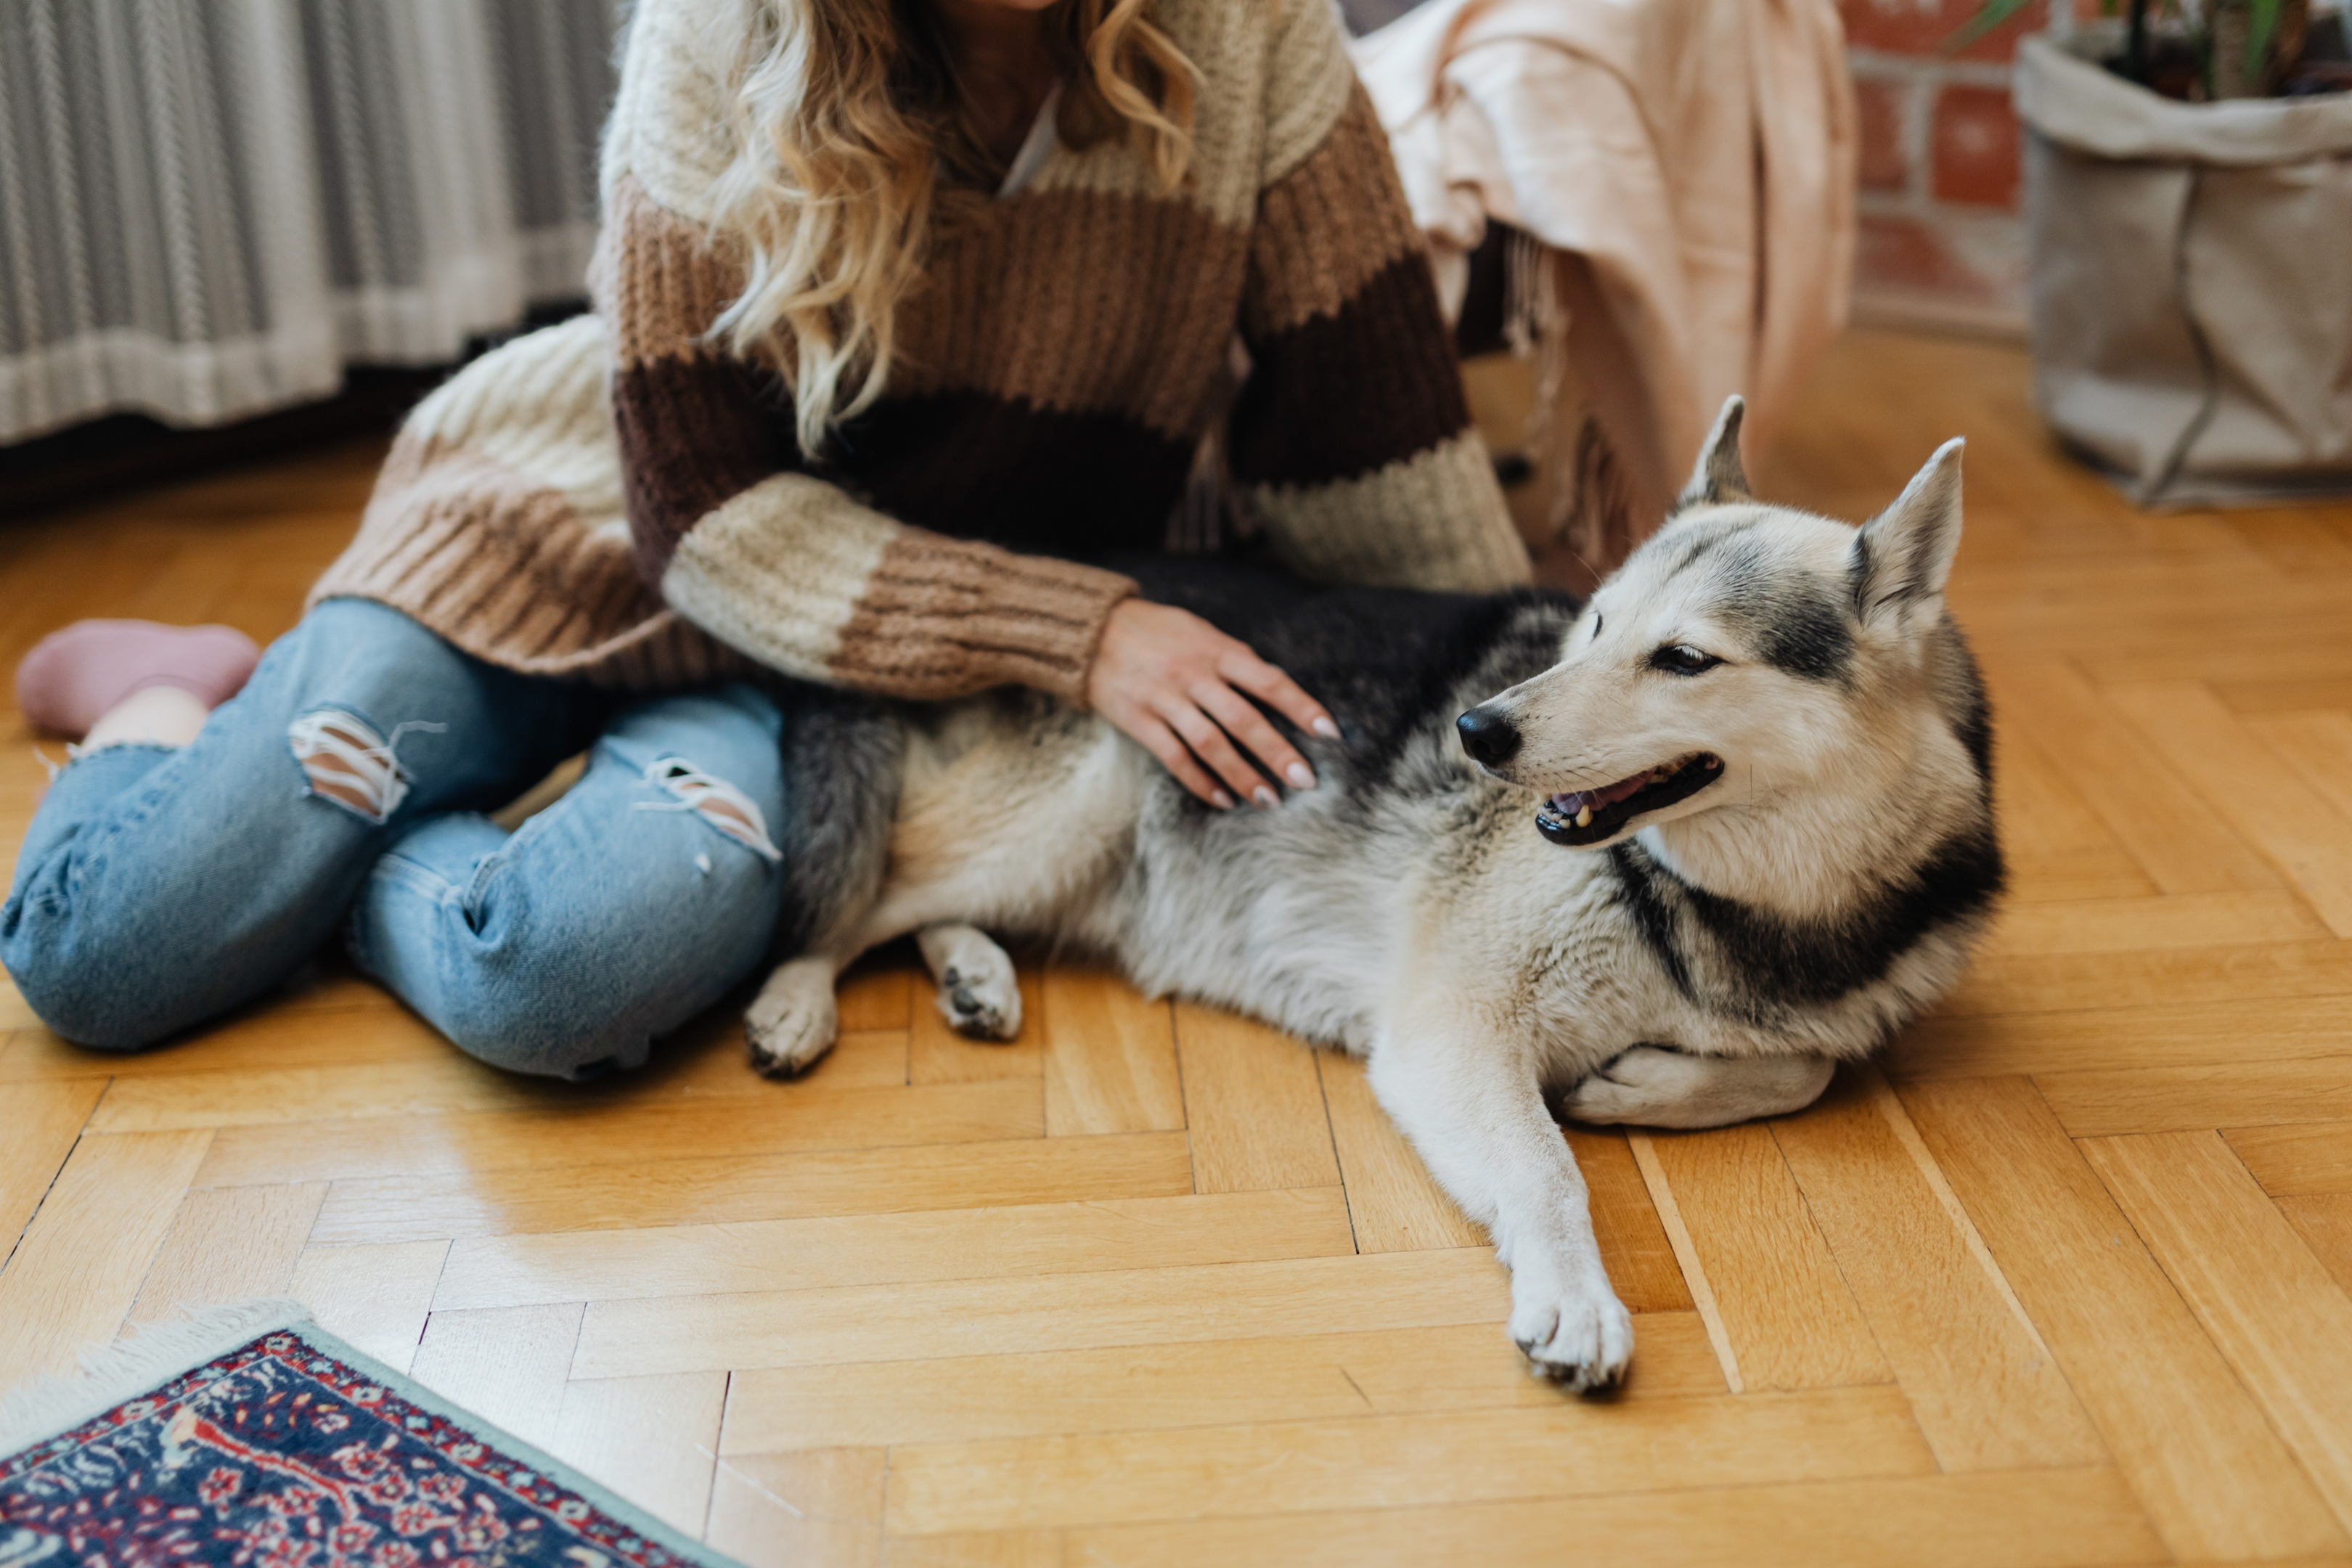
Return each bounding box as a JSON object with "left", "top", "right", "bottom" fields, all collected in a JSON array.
[{"left": 0, "top": 1302, "right": 743, "bottom": 1568}]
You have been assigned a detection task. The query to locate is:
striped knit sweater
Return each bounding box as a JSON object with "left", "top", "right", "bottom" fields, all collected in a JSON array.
[{"left": 311, "top": 0, "right": 1529, "bottom": 699}]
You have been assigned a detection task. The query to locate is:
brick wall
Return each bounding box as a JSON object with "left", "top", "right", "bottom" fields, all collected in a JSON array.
[{"left": 1844, "top": 0, "right": 2062, "bottom": 333}]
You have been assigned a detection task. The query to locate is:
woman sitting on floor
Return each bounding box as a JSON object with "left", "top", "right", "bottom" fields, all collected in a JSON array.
[{"left": 5, "top": 0, "right": 1527, "bottom": 1077}]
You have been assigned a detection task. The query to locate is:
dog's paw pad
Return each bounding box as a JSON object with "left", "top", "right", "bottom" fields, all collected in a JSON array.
[{"left": 939, "top": 967, "right": 1021, "bottom": 1041}]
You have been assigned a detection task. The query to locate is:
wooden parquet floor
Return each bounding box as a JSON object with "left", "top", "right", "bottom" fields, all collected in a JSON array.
[{"left": 4, "top": 330, "right": 2352, "bottom": 1567}]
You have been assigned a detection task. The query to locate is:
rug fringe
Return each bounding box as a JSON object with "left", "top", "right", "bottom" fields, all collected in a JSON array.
[{"left": 0, "top": 1298, "right": 315, "bottom": 1457}]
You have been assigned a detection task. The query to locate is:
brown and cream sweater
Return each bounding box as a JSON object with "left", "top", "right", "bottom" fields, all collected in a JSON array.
[{"left": 311, "top": 0, "right": 1530, "bottom": 699}]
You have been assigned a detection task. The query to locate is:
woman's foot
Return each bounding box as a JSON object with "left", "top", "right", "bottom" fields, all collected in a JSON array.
[{"left": 17, "top": 620, "right": 261, "bottom": 743}]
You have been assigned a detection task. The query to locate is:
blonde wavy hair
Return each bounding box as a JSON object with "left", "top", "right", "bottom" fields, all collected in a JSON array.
[{"left": 704, "top": 0, "right": 1200, "bottom": 457}]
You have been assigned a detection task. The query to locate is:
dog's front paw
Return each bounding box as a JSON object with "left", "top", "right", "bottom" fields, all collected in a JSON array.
[
  {"left": 919, "top": 925, "right": 1023, "bottom": 1041},
  {"left": 1509, "top": 1273, "right": 1635, "bottom": 1394},
  {"left": 745, "top": 957, "right": 839, "bottom": 1079},
  {"left": 1562, "top": 1045, "right": 1700, "bottom": 1126}
]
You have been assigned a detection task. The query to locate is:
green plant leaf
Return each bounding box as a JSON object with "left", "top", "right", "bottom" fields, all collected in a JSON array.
[
  {"left": 2246, "top": 0, "right": 2279, "bottom": 84},
  {"left": 1945, "top": 0, "right": 2036, "bottom": 50}
]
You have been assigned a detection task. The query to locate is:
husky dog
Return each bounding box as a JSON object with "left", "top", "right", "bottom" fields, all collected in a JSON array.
[{"left": 743, "top": 399, "right": 2003, "bottom": 1392}]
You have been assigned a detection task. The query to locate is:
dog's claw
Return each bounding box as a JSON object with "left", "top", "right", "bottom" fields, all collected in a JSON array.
[
  {"left": 1509, "top": 1278, "right": 1635, "bottom": 1395},
  {"left": 745, "top": 956, "right": 840, "bottom": 1078},
  {"left": 920, "top": 925, "right": 1024, "bottom": 1042}
]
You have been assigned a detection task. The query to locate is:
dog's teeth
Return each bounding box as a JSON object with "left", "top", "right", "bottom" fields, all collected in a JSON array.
[{"left": 1575, "top": 804, "right": 1593, "bottom": 828}]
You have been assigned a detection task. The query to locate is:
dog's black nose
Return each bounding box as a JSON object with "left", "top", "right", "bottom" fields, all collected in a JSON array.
[{"left": 1456, "top": 706, "right": 1521, "bottom": 767}]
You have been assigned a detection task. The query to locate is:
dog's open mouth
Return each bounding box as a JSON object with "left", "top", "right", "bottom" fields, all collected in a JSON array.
[{"left": 1535, "top": 753, "right": 1724, "bottom": 846}]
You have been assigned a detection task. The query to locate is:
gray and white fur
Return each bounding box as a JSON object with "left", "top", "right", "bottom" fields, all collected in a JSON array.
[{"left": 744, "top": 398, "right": 2004, "bottom": 1392}]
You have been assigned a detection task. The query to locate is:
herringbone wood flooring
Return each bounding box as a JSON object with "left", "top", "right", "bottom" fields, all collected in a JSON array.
[{"left": 4, "top": 330, "right": 2351, "bottom": 1567}]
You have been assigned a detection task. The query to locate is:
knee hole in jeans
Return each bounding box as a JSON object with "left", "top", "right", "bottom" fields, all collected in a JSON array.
[
  {"left": 288, "top": 709, "right": 444, "bottom": 824},
  {"left": 634, "top": 756, "right": 782, "bottom": 862}
]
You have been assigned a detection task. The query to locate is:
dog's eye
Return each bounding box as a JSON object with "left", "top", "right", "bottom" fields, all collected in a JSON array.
[{"left": 1650, "top": 644, "right": 1721, "bottom": 675}]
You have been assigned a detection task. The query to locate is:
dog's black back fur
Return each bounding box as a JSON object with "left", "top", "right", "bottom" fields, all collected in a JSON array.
[{"left": 1111, "top": 553, "right": 1580, "bottom": 793}]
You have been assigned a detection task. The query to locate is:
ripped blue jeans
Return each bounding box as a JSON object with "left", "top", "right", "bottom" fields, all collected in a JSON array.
[{"left": 1, "top": 598, "right": 788, "bottom": 1078}]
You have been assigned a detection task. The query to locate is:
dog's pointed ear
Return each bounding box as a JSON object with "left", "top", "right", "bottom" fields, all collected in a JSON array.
[
  {"left": 1851, "top": 438, "right": 1964, "bottom": 631},
  {"left": 1673, "top": 396, "right": 1752, "bottom": 513}
]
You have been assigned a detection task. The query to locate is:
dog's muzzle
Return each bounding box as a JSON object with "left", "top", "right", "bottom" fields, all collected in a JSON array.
[{"left": 1456, "top": 705, "right": 1520, "bottom": 767}]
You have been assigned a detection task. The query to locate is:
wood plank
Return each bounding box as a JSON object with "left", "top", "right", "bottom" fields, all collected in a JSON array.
[
  {"left": 1566, "top": 1127, "right": 1695, "bottom": 1315},
  {"left": 2078, "top": 637, "right": 2352, "bottom": 689},
  {"left": 1978, "top": 890, "right": 2329, "bottom": 958},
  {"left": 884, "top": 1533, "right": 1058, "bottom": 1568},
  {"left": 1040, "top": 965, "right": 1183, "bottom": 1137},
  {"left": 2038, "top": 1058, "right": 2352, "bottom": 1137},
  {"left": 288, "top": 1241, "right": 449, "bottom": 1374},
  {"left": 836, "top": 952, "right": 915, "bottom": 1032},
  {"left": 574, "top": 1248, "right": 1511, "bottom": 1380},
  {"left": 0, "top": 1078, "right": 105, "bottom": 1263},
  {"left": 1768, "top": 1069, "right": 2104, "bottom": 1471},
  {"left": 1991, "top": 728, "right": 2159, "bottom": 903},
  {"left": 883, "top": 1386, "right": 1935, "bottom": 1536},
  {"left": 433, "top": 1188, "right": 1356, "bottom": 1310},
  {"left": 194, "top": 1079, "right": 1047, "bottom": 1186},
  {"left": 550, "top": 1371, "right": 727, "bottom": 1538},
  {"left": 127, "top": 1182, "right": 327, "bottom": 1324},
  {"left": 309, "top": 1132, "right": 1196, "bottom": 1246},
  {"left": 1941, "top": 939, "right": 2352, "bottom": 1017},
  {"left": 2081, "top": 1129, "right": 2352, "bottom": 1535},
  {"left": 1633, "top": 1124, "right": 1888, "bottom": 1391},
  {"left": 91, "top": 1057, "right": 558, "bottom": 1132},
  {"left": 1900, "top": 1076, "right": 2349, "bottom": 1560},
  {"left": 408, "top": 1302, "right": 582, "bottom": 1452},
  {"left": 2229, "top": 510, "right": 2352, "bottom": 578},
  {"left": 722, "top": 1315, "right": 1725, "bottom": 1453},
  {"left": 0, "top": 1004, "right": 450, "bottom": 1082},
  {"left": 910, "top": 965, "right": 1044, "bottom": 1085},
  {"left": 706, "top": 1447, "right": 886, "bottom": 1568},
  {"left": 762, "top": 1028, "right": 909, "bottom": 1090},
  {"left": 2107, "top": 681, "right": 2352, "bottom": 934},
  {"left": 2248, "top": 709, "right": 2352, "bottom": 828},
  {"left": 2281, "top": 1196, "right": 2352, "bottom": 1298},
  {"left": 2216, "top": 677, "right": 2352, "bottom": 714},
  {"left": 2228, "top": 1121, "right": 2352, "bottom": 1197},
  {"left": 0, "top": 1127, "right": 213, "bottom": 1385},
  {"left": 1171, "top": 1003, "right": 1339, "bottom": 1193},
  {"left": 1054, "top": 1469, "right": 2165, "bottom": 1568},
  {"left": 1316, "top": 1050, "right": 1484, "bottom": 1253},
  {"left": 1980, "top": 655, "right": 2283, "bottom": 896},
  {"left": 1887, "top": 995, "right": 2352, "bottom": 1079}
]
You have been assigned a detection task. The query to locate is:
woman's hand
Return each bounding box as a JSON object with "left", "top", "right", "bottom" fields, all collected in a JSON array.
[{"left": 1087, "top": 598, "right": 1340, "bottom": 809}]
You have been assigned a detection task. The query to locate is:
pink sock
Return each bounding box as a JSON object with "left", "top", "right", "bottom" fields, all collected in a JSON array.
[{"left": 16, "top": 620, "right": 263, "bottom": 738}]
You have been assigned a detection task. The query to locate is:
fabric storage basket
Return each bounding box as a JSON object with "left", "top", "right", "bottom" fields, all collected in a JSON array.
[{"left": 2016, "top": 29, "right": 2352, "bottom": 505}]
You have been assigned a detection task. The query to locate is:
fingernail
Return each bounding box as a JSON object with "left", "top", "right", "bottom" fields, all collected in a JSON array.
[
  {"left": 1253, "top": 786, "right": 1278, "bottom": 808},
  {"left": 1312, "top": 716, "right": 1341, "bottom": 740},
  {"left": 1212, "top": 789, "right": 1235, "bottom": 809},
  {"left": 1286, "top": 762, "right": 1316, "bottom": 790}
]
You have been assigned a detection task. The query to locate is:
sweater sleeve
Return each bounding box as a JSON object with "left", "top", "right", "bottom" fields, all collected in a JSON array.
[
  {"left": 1230, "top": 1, "right": 1532, "bottom": 592},
  {"left": 593, "top": 1, "right": 1135, "bottom": 703}
]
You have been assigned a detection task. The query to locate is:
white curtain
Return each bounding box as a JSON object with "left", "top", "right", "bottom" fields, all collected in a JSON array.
[{"left": 0, "top": 0, "right": 622, "bottom": 445}]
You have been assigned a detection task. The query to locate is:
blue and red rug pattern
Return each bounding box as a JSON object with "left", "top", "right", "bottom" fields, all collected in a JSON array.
[{"left": 1, "top": 1324, "right": 729, "bottom": 1568}]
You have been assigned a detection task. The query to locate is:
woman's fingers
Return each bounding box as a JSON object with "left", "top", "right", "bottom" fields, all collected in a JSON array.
[
  {"left": 1082, "top": 600, "right": 1342, "bottom": 807},
  {"left": 1193, "top": 680, "right": 1316, "bottom": 793},
  {"left": 1124, "top": 710, "right": 1234, "bottom": 809},
  {"left": 1218, "top": 648, "right": 1339, "bottom": 740},
  {"left": 1162, "top": 698, "right": 1280, "bottom": 807}
]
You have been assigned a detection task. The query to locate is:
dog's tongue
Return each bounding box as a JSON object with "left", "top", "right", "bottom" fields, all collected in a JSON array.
[{"left": 1550, "top": 769, "right": 1654, "bottom": 815}]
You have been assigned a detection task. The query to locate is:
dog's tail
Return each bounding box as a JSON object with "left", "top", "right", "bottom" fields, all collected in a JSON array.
[{"left": 768, "top": 683, "right": 904, "bottom": 960}]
